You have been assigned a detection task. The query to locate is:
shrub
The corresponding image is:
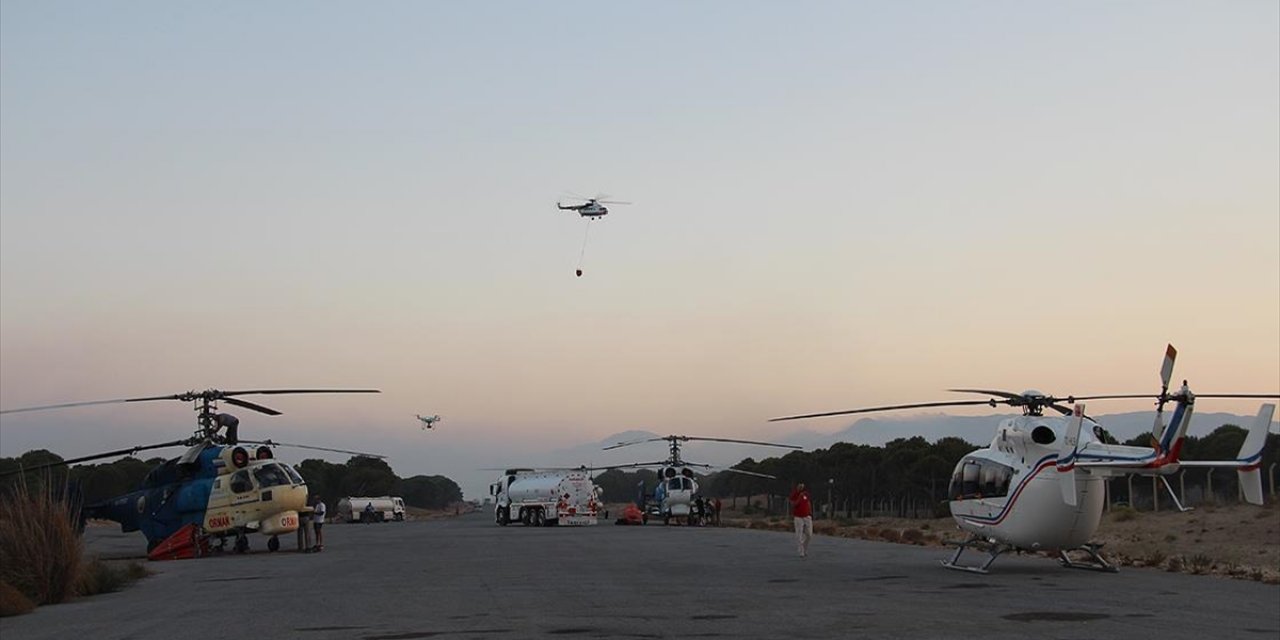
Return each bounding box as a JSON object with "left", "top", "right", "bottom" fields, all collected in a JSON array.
[
  {"left": 901, "top": 528, "right": 924, "bottom": 545},
  {"left": 77, "top": 559, "right": 149, "bottom": 597},
  {"left": 1189, "top": 553, "right": 1212, "bottom": 574},
  {"left": 0, "top": 480, "right": 82, "bottom": 607},
  {"left": 1111, "top": 506, "right": 1137, "bottom": 522},
  {"left": 1143, "top": 548, "right": 1167, "bottom": 567},
  {"left": 880, "top": 529, "right": 902, "bottom": 543},
  {"left": 0, "top": 581, "right": 35, "bottom": 617},
  {"left": 1165, "top": 555, "right": 1183, "bottom": 573}
]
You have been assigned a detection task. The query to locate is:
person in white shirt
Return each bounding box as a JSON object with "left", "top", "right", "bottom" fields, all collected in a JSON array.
[{"left": 313, "top": 497, "right": 327, "bottom": 552}]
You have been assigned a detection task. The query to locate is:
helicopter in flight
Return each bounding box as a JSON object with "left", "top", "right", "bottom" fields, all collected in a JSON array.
[
  {"left": 416, "top": 414, "right": 442, "bottom": 430},
  {"left": 0, "top": 388, "right": 382, "bottom": 557},
  {"left": 556, "top": 196, "right": 630, "bottom": 219},
  {"left": 771, "top": 345, "right": 1278, "bottom": 573},
  {"left": 601, "top": 435, "right": 800, "bottom": 525}
]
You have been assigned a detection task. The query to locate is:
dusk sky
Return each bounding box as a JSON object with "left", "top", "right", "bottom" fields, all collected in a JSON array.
[{"left": 2, "top": 2, "right": 1277, "bottom": 498}]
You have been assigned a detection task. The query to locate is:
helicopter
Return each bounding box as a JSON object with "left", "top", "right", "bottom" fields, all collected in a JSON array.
[
  {"left": 771, "top": 345, "right": 1278, "bottom": 573},
  {"left": 600, "top": 435, "right": 800, "bottom": 525},
  {"left": 556, "top": 196, "right": 630, "bottom": 219},
  {"left": 0, "top": 388, "right": 382, "bottom": 556},
  {"left": 415, "top": 414, "right": 442, "bottom": 430}
]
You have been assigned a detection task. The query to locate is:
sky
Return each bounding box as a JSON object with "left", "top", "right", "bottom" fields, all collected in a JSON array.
[{"left": 2, "top": 2, "right": 1277, "bottom": 499}]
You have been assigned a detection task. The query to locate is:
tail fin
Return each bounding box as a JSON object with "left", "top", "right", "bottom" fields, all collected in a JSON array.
[
  {"left": 1058, "top": 404, "right": 1084, "bottom": 507},
  {"left": 1238, "top": 404, "right": 1274, "bottom": 506}
]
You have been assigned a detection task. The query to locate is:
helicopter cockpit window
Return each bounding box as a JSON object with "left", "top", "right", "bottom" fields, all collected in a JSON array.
[
  {"left": 229, "top": 470, "right": 253, "bottom": 494},
  {"left": 284, "top": 465, "right": 304, "bottom": 485},
  {"left": 253, "top": 464, "right": 291, "bottom": 489},
  {"left": 949, "top": 459, "right": 1014, "bottom": 500},
  {"left": 668, "top": 478, "right": 691, "bottom": 492}
]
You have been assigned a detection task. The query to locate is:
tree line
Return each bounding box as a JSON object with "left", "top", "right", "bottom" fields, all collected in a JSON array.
[
  {"left": 592, "top": 424, "right": 1279, "bottom": 518},
  {"left": 0, "top": 450, "right": 463, "bottom": 510}
]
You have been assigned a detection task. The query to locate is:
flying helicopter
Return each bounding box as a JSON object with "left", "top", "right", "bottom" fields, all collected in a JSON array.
[
  {"left": 416, "top": 414, "right": 442, "bottom": 430},
  {"left": 770, "top": 345, "right": 1278, "bottom": 573},
  {"left": 600, "top": 435, "right": 800, "bottom": 525},
  {"left": 557, "top": 194, "right": 630, "bottom": 277},
  {"left": 0, "top": 388, "right": 382, "bottom": 556},
  {"left": 556, "top": 196, "right": 630, "bottom": 219}
]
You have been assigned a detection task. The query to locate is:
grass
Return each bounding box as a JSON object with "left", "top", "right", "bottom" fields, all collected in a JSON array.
[
  {"left": 0, "top": 480, "right": 149, "bottom": 617},
  {"left": 0, "top": 480, "right": 83, "bottom": 610}
]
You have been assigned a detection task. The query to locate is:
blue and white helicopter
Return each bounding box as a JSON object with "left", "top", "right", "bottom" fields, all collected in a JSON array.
[
  {"left": 601, "top": 435, "right": 798, "bottom": 525},
  {"left": 0, "top": 388, "right": 381, "bottom": 555},
  {"left": 771, "top": 345, "right": 1277, "bottom": 573}
]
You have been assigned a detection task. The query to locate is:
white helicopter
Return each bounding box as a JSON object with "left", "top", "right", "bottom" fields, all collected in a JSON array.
[
  {"left": 416, "top": 414, "right": 442, "bottom": 430},
  {"left": 771, "top": 345, "right": 1277, "bottom": 573},
  {"left": 601, "top": 435, "right": 800, "bottom": 525},
  {"left": 556, "top": 196, "right": 630, "bottom": 219}
]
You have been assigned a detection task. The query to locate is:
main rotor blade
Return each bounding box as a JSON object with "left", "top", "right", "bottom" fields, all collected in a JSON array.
[
  {"left": 596, "top": 200, "right": 631, "bottom": 205},
  {"left": 948, "top": 388, "right": 1027, "bottom": 402},
  {"left": 601, "top": 437, "right": 664, "bottom": 451},
  {"left": 591, "top": 460, "right": 671, "bottom": 471},
  {"left": 0, "top": 394, "right": 181, "bottom": 414},
  {"left": 769, "top": 399, "right": 1001, "bottom": 422},
  {"left": 0, "top": 388, "right": 380, "bottom": 415},
  {"left": 0, "top": 439, "right": 191, "bottom": 477},
  {"left": 241, "top": 439, "right": 385, "bottom": 459},
  {"left": 222, "top": 397, "right": 282, "bottom": 416},
  {"left": 682, "top": 436, "right": 801, "bottom": 450},
  {"left": 713, "top": 467, "right": 777, "bottom": 480},
  {"left": 220, "top": 389, "right": 381, "bottom": 398}
]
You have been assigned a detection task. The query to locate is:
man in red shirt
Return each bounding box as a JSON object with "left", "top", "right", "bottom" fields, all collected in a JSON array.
[{"left": 789, "top": 482, "right": 813, "bottom": 557}]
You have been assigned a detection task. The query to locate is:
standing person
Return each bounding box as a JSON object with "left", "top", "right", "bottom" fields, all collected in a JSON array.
[
  {"left": 713, "top": 497, "right": 722, "bottom": 526},
  {"left": 789, "top": 483, "right": 813, "bottom": 557},
  {"left": 313, "top": 496, "right": 327, "bottom": 552}
]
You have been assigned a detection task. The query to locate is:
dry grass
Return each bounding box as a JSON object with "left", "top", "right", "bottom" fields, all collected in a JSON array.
[
  {"left": 721, "top": 500, "right": 1280, "bottom": 583},
  {"left": 0, "top": 581, "right": 35, "bottom": 617},
  {"left": 0, "top": 481, "right": 82, "bottom": 608}
]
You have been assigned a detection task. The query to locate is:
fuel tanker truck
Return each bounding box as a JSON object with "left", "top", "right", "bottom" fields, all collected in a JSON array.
[{"left": 488, "top": 468, "right": 600, "bottom": 526}]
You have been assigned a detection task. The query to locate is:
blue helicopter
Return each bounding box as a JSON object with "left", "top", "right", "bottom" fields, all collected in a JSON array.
[{"left": 0, "top": 388, "right": 381, "bottom": 555}]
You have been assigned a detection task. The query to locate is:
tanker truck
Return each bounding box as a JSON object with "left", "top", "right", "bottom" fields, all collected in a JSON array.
[
  {"left": 337, "top": 496, "right": 405, "bottom": 523},
  {"left": 488, "top": 468, "right": 600, "bottom": 526}
]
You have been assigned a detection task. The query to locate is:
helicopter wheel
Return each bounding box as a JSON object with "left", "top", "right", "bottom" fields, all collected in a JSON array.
[{"left": 267, "top": 535, "right": 279, "bottom": 552}]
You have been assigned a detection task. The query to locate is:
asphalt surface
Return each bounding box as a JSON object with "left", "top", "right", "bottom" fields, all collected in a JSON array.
[{"left": 3, "top": 512, "right": 1278, "bottom": 639}]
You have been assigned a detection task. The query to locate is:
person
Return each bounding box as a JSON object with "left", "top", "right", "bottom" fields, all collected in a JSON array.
[
  {"left": 789, "top": 482, "right": 813, "bottom": 557},
  {"left": 364, "top": 501, "right": 375, "bottom": 524},
  {"left": 713, "top": 497, "right": 722, "bottom": 526},
  {"left": 297, "top": 504, "right": 314, "bottom": 552},
  {"left": 313, "top": 496, "right": 327, "bottom": 552}
]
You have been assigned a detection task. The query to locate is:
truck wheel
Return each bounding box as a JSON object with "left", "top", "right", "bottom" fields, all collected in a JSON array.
[
  {"left": 521, "top": 509, "right": 531, "bottom": 526},
  {"left": 496, "top": 507, "right": 509, "bottom": 526},
  {"left": 663, "top": 514, "right": 670, "bottom": 526},
  {"left": 533, "top": 508, "right": 544, "bottom": 527},
  {"left": 234, "top": 535, "right": 249, "bottom": 554},
  {"left": 267, "top": 536, "right": 279, "bottom": 552}
]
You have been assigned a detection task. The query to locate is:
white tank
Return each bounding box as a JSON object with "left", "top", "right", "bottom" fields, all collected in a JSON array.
[{"left": 491, "top": 469, "right": 599, "bottom": 526}]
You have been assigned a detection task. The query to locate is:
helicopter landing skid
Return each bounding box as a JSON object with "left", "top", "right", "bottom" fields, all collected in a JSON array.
[
  {"left": 1057, "top": 543, "right": 1118, "bottom": 572},
  {"left": 941, "top": 535, "right": 1009, "bottom": 574}
]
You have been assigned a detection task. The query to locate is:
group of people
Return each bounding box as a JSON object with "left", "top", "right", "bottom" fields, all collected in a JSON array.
[
  {"left": 691, "top": 495, "right": 723, "bottom": 526},
  {"left": 297, "top": 495, "right": 327, "bottom": 553}
]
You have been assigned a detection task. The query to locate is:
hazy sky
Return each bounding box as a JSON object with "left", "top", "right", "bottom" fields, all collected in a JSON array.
[{"left": 2, "top": 2, "right": 1277, "bottom": 498}]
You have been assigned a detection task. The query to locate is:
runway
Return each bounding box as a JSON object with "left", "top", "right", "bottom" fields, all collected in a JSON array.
[{"left": 3, "top": 512, "right": 1277, "bottom": 639}]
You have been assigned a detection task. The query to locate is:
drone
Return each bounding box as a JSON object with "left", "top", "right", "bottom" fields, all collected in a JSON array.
[
  {"left": 600, "top": 435, "right": 799, "bottom": 525},
  {"left": 771, "top": 345, "right": 1277, "bottom": 573},
  {"left": 0, "top": 388, "right": 382, "bottom": 556},
  {"left": 556, "top": 196, "right": 630, "bottom": 219},
  {"left": 416, "top": 414, "right": 442, "bottom": 430}
]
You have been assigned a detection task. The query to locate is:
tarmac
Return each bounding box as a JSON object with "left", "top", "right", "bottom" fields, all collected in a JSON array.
[{"left": 3, "top": 511, "right": 1278, "bottom": 639}]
